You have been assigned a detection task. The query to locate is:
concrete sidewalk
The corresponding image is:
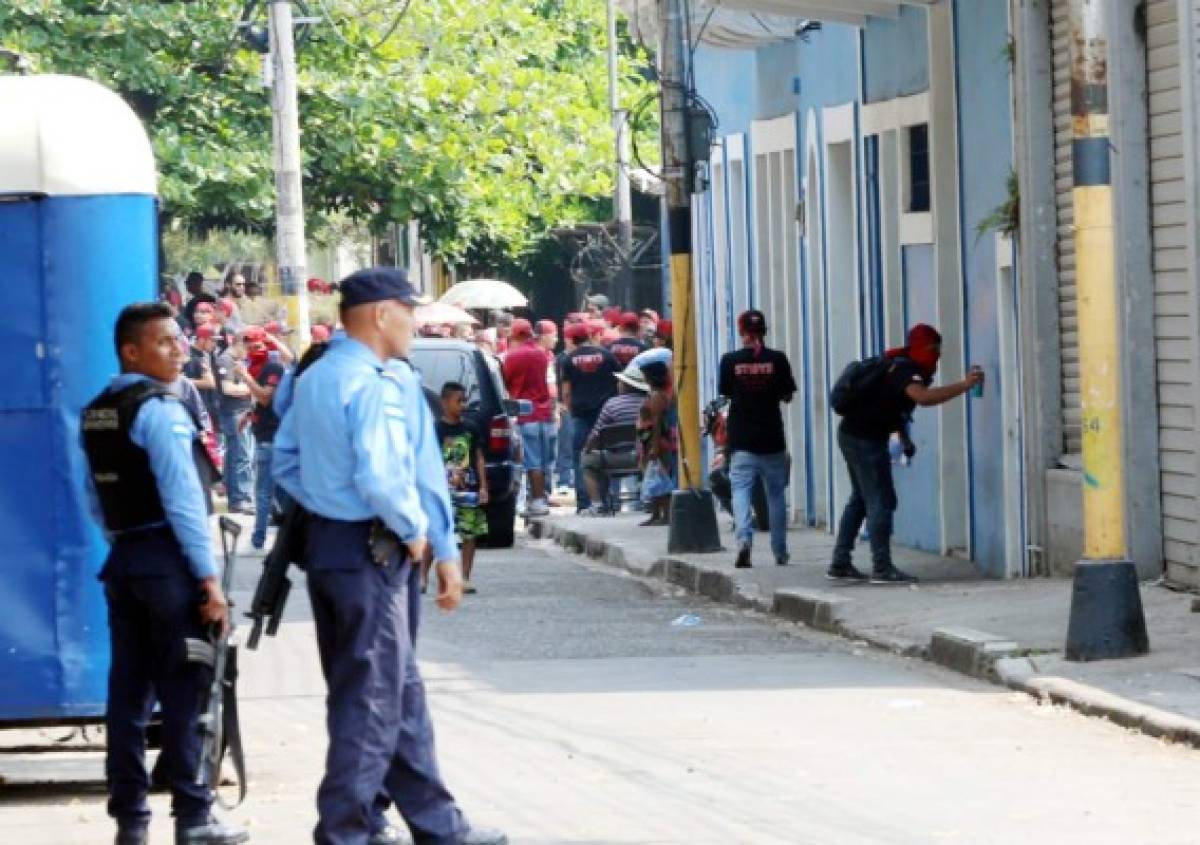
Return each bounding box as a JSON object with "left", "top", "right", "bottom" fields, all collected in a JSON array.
[{"left": 531, "top": 509, "right": 1200, "bottom": 746}]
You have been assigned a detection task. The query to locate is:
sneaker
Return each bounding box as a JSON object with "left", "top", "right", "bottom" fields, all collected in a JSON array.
[
  {"left": 525, "top": 498, "right": 550, "bottom": 516},
  {"left": 734, "top": 546, "right": 752, "bottom": 569},
  {"left": 463, "top": 580, "right": 477, "bottom": 595},
  {"left": 368, "top": 825, "right": 408, "bottom": 845},
  {"left": 775, "top": 553, "right": 789, "bottom": 567},
  {"left": 116, "top": 828, "right": 148, "bottom": 845},
  {"left": 870, "top": 564, "right": 919, "bottom": 585},
  {"left": 580, "top": 504, "right": 612, "bottom": 517},
  {"left": 175, "top": 817, "right": 249, "bottom": 845},
  {"left": 826, "top": 562, "right": 869, "bottom": 582}
]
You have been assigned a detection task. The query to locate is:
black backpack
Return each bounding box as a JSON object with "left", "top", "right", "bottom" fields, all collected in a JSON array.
[{"left": 830, "top": 355, "right": 893, "bottom": 416}]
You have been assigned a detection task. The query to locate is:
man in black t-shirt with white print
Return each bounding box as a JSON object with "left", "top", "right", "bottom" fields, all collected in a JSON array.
[
  {"left": 828, "top": 323, "right": 983, "bottom": 584},
  {"left": 718, "top": 309, "right": 797, "bottom": 569},
  {"left": 560, "top": 326, "right": 619, "bottom": 511}
]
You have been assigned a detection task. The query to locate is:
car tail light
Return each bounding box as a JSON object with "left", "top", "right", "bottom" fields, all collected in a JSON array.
[{"left": 489, "top": 414, "right": 512, "bottom": 454}]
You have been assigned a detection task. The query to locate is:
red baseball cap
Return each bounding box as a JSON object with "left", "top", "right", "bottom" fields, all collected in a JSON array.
[
  {"left": 565, "top": 323, "right": 589, "bottom": 342},
  {"left": 588, "top": 319, "right": 607, "bottom": 336},
  {"left": 656, "top": 319, "right": 673, "bottom": 341},
  {"left": 565, "top": 312, "right": 587, "bottom": 324},
  {"left": 619, "top": 311, "right": 640, "bottom": 330},
  {"left": 311, "top": 324, "right": 331, "bottom": 343},
  {"left": 602, "top": 306, "right": 621, "bottom": 325},
  {"left": 510, "top": 318, "right": 534, "bottom": 340},
  {"left": 241, "top": 326, "right": 266, "bottom": 344}
]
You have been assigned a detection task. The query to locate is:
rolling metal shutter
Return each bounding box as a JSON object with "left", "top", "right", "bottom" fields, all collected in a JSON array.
[
  {"left": 1147, "top": 0, "right": 1197, "bottom": 571},
  {"left": 1050, "top": 0, "right": 1081, "bottom": 456}
]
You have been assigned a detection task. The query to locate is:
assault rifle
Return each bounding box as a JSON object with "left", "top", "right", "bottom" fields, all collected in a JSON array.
[
  {"left": 186, "top": 516, "right": 247, "bottom": 807},
  {"left": 245, "top": 502, "right": 309, "bottom": 649}
]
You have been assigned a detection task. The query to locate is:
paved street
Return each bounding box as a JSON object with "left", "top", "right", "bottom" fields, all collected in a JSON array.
[{"left": 4, "top": 531, "right": 1200, "bottom": 844}]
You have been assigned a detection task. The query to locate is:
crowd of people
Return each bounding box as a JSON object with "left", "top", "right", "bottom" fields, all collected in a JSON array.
[{"left": 481, "top": 293, "right": 679, "bottom": 523}]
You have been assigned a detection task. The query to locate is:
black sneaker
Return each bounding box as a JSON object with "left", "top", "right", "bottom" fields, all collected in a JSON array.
[
  {"left": 826, "top": 562, "right": 869, "bottom": 581},
  {"left": 734, "top": 547, "right": 752, "bottom": 568},
  {"left": 870, "top": 565, "right": 919, "bottom": 585},
  {"left": 775, "top": 553, "right": 789, "bottom": 567}
]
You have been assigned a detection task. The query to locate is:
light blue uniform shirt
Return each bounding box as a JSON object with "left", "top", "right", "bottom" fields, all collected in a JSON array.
[
  {"left": 386, "top": 359, "right": 458, "bottom": 563},
  {"left": 273, "top": 336, "right": 434, "bottom": 550},
  {"left": 86, "top": 374, "right": 217, "bottom": 581}
]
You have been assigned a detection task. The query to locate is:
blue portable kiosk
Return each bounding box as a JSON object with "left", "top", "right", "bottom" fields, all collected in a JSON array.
[{"left": 0, "top": 74, "right": 158, "bottom": 726}]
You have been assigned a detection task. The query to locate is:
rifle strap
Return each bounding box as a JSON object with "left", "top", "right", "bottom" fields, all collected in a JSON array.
[{"left": 216, "top": 644, "right": 248, "bottom": 809}]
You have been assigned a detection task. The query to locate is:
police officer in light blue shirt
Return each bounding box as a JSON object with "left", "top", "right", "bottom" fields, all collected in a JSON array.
[
  {"left": 80, "top": 303, "right": 248, "bottom": 845},
  {"left": 272, "top": 269, "right": 506, "bottom": 845}
]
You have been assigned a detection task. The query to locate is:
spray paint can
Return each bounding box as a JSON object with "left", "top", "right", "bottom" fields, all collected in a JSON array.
[{"left": 970, "top": 366, "right": 984, "bottom": 398}]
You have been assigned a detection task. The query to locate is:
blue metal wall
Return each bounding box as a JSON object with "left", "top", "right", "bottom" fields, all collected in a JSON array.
[
  {"left": 862, "top": 5, "right": 930, "bottom": 104},
  {"left": 0, "top": 194, "right": 157, "bottom": 722},
  {"left": 893, "top": 244, "right": 942, "bottom": 552},
  {"left": 953, "top": 0, "right": 1014, "bottom": 576}
]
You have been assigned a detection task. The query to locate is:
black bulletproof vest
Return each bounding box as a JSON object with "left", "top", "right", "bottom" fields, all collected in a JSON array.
[{"left": 82, "top": 380, "right": 216, "bottom": 532}]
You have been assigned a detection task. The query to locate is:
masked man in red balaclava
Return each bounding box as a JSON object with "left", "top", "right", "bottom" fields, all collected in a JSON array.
[{"left": 829, "top": 324, "right": 984, "bottom": 584}]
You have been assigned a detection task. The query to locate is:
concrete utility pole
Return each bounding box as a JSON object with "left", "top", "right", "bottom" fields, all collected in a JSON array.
[
  {"left": 269, "top": 0, "right": 311, "bottom": 345},
  {"left": 1062, "top": 0, "right": 1148, "bottom": 660},
  {"left": 658, "top": 0, "right": 720, "bottom": 553},
  {"left": 606, "top": 0, "right": 634, "bottom": 308}
]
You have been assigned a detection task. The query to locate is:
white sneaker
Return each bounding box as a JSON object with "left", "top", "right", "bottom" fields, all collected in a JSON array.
[{"left": 526, "top": 498, "right": 550, "bottom": 516}]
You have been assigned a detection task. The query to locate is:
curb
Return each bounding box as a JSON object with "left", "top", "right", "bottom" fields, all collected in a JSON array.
[{"left": 531, "top": 516, "right": 1200, "bottom": 751}]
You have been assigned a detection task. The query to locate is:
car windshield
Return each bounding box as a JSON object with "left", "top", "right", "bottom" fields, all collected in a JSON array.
[{"left": 408, "top": 347, "right": 482, "bottom": 409}]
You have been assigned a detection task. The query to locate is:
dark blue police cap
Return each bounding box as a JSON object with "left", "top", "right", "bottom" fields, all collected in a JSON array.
[{"left": 338, "top": 267, "right": 430, "bottom": 309}]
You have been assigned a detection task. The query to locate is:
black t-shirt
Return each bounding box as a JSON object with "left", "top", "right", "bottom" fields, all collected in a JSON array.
[
  {"left": 561, "top": 344, "right": 619, "bottom": 417},
  {"left": 184, "top": 348, "right": 222, "bottom": 430},
  {"left": 250, "top": 361, "right": 286, "bottom": 442},
  {"left": 435, "top": 418, "right": 485, "bottom": 492},
  {"left": 609, "top": 337, "right": 647, "bottom": 368},
  {"left": 718, "top": 346, "right": 798, "bottom": 455},
  {"left": 838, "top": 357, "right": 926, "bottom": 443}
]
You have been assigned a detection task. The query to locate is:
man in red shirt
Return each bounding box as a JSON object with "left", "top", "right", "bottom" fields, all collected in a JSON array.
[{"left": 502, "top": 318, "right": 555, "bottom": 516}]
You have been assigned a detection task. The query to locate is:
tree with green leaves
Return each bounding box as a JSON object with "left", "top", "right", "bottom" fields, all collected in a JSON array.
[{"left": 0, "top": 0, "right": 657, "bottom": 267}]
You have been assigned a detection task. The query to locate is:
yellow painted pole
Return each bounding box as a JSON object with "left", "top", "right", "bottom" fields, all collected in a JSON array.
[
  {"left": 670, "top": 253, "right": 702, "bottom": 489},
  {"left": 1069, "top": 2, "right": 1125, "bottom": 560},
  {"left": 1074, "top": 184, "right": 1125, "bottom": 557},
  {"left": 1063, "top": 0, "right": 1147, "bottom": 661}
]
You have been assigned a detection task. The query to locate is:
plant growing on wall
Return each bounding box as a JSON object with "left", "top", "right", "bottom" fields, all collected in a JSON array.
[{"left": 976, "top": 170, "right": 1020, "bottom": 242}]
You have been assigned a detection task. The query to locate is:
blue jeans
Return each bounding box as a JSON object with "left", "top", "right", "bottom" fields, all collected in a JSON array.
[
  {"left": 571, "top": 410, "right": 600, "bottom": 509},
  {"left": 519, "top": 421, "right": 556, "bottom": 473},
  {"left": 252, "top": 442, "right": 276, "bottom": 548},
  {"left": 556, "top": 415, "right": 574, "bottom": 488},
  {"left": 730, "top": 450, "right": 790, "bottom": 557},
  {"left": 832, "top": 428, "right": 898, "bottom": 571},
  {"left": 220, "top": 412, "right": 253, "bottom": 507}
]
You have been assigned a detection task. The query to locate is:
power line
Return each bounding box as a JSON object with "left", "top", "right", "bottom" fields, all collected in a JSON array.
[{"left": 314, "top": 0, "right": 414, "bottom": 53}]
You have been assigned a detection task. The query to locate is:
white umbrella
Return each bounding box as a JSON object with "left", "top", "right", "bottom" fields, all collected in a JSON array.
[
  {"left": 414, "top": 301, "right": 479, "bottom": 326},
  {"left": 439, "top": 278, "right": 528, "bottom": 310}
]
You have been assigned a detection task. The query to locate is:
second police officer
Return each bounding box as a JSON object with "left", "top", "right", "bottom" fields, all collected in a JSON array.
[{"left": 271, "top": 269, "right": 506, "bottom": 845}]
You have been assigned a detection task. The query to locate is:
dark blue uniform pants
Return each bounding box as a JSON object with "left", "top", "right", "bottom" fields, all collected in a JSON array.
[
  {"left": 832, "top": 428, "right": 899, "bottom": 571},
  {"left": 102, "top": 528, "right": 211, "bottom": 831},
  {"left": 570, "top": 409, "right": 600, "bottom": 509},
  {"left": 306, "top": 518, "right": 466, "bottom": 845}
]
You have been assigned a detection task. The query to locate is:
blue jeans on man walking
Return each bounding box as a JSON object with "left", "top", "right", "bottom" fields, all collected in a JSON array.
[
  {"left": 730, "top": 450, "right": 790, "bottom": 558},
  {"left": 252, "top": 442, "right": 276, "bottom": 548},
  {"left": 220, "top": 413, "right": 253, "bottom": 508},
  {"left": 832, "top": 428, "right": 897, "bottom": 571}
]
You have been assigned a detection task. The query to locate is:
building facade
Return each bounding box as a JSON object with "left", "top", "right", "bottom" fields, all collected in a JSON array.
[{"left": 631, "top": 0, "right": 1200, "bottom": 585}]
